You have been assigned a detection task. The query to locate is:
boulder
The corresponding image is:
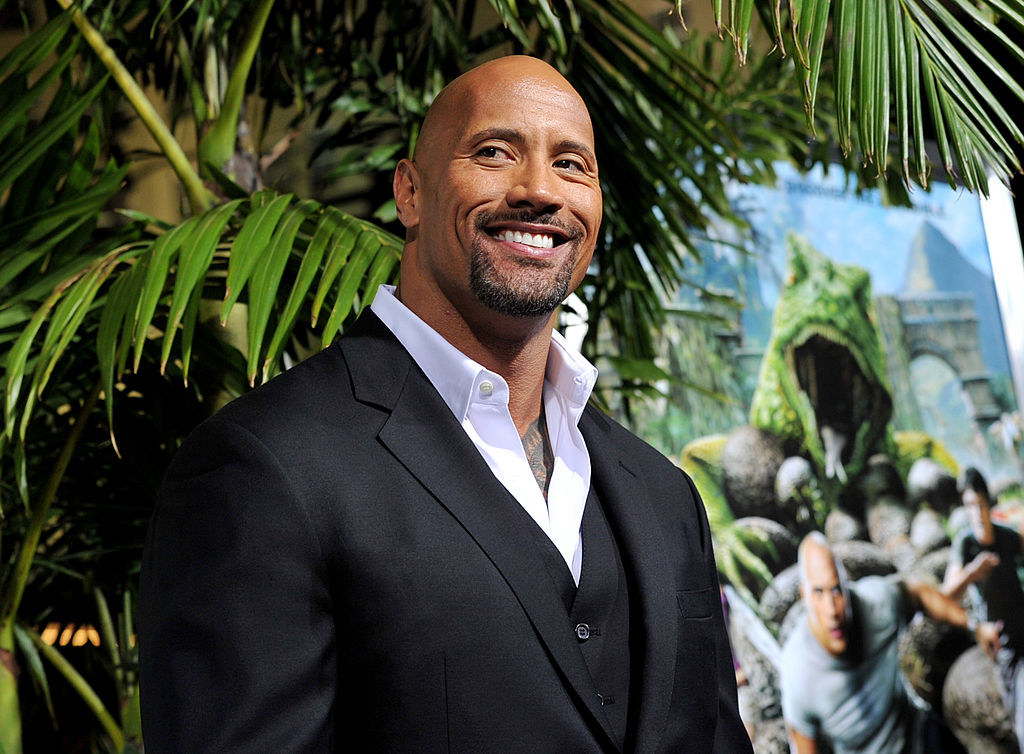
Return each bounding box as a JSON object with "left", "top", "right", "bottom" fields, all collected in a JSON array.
[
  {"left": 825, "top": 508, "right": 866, "bottom": 544},
  {"left": 907, "top": 458, "right": 959, "bottom": 515},
  {"left": 898, "top": 614, "right": 972, "bottom": 708},
  {"left": 867, "top": 495, "right": 913, "bottom": 548},
  {"left": 831, "top": 540, "right": 897, "bottom": 580},
  {"left": 778, "top": 599, "right": 806, "bottom": 647},
  {"left": 727, "top": 605, "right": 781, "bottom": 725},
  {"left": 722, "top": 426, "right": 786, "bottom": 520},
  {"left": 733, "top": 517, "right": 800, "bottom": 599},
  {"left": 882, "top": 536, "right": 920, "bottom": 574},
  {"left": 751, "top": 716, "right": 789, "bottom": 754},
  {"left": 910, "top": 508, "right": 949, "bottom": 554},
  {"left": 943, "top": 646, "right": 1019, "bottom": 754},
  {"left": 759, "top": 565, "right": 802, "bottom": 633},
  {"left": 858, "top": 454, "right": 906, "bottom": 504},
  {"left": 909, "top": 547, "right": 953, "bottom": 585},
  {"left": 775, "top": 456, "right": 824, "bottom": 528}
]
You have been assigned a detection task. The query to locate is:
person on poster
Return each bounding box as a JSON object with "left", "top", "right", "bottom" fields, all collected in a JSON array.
[
  {"left": 781, "top": 532, "right": 999, "bottom": 754},
  {"left": 138, "top": 55, "right": 752, "bottom": 753},
  {"left": 943, "top": 466, "right": 1024, "bottom": 751}
]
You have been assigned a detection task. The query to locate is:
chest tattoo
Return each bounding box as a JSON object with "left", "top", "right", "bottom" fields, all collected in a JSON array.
[{"left": 521, "top": 405, "right": 554, "bottom": 499}]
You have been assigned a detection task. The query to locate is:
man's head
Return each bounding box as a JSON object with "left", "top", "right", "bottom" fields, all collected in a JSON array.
[
  {"left": 392, "top": 56, "right": 602, "bottom": 332},
  {"left": 798, "top": 532, "right": 852, "bottom": 656},
  {"left": 960, "top": 466, "right": 993, "bottom": 541}
]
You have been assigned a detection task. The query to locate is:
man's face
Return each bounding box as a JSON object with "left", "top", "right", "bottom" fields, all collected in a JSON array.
[
  {"left": 802, "top": 547, "right": 850, "bottom": 656},
  {"left": 963, "top": 487, "right": 992, "bottom": 540},
  {"left": 395, "top": 59, "right": 602, "bottom": 323}
]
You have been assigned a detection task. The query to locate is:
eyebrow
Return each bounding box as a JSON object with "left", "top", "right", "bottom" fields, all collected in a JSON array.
[{"left": 466, "top": 128, "right": 597, "bottom": 166}]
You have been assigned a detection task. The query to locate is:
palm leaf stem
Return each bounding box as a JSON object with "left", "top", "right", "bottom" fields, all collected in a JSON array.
[
  {"left": 25, "top": 625, "right": 124, "bottom": 751},
  {"left": 198, "top": 0, "right": 277, "bottom": 175},
  {"left": 0, "top": 381, "right": 102, "bottom": 642},
  {"left": 52, "top": 0, "right": 213, "bottom": 214}
]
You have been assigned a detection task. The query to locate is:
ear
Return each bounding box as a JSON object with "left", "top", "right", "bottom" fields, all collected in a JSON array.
[{"left": 393, "top": 159, "right": 421, "bottom": 229}]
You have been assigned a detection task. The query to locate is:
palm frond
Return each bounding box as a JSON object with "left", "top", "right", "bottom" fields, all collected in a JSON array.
[{"left": 696, "top": 0, "right": 1024, "bottom": 190}]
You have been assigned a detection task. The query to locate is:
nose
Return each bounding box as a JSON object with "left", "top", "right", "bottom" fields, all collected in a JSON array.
[
  {"left": 506, "top": 158, "right": 564, "bottom": 215},
  {"left": 827, "top": 592, "right": 842, "bottom": 619}
]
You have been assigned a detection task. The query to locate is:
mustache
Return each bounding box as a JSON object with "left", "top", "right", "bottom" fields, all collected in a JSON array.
[{"left": 475, "top": 209, "right": 583, "bottom": 242}]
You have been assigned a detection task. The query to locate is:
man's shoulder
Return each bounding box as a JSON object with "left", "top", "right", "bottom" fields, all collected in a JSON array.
[
  {"left": 849, "top": 574, "right": 901, "bottom": 607},
  {"left": 581, "top": 404, "right": 679, "bottom": 470},
  {"left": 780, "top": 620, "right": 820, "bottom": 685},
  {"left": 994, "top": 521, "right": 1023, "bottom": 549}
]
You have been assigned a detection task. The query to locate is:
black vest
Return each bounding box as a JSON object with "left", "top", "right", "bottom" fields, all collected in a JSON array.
[{"left": 526, "top": 485, "right": 635, "bottom": 751}]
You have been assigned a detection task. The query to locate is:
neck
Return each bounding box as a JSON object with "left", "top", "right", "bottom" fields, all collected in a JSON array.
[{"left": 396, "top": 283, "right": 556, "bottom": 434}]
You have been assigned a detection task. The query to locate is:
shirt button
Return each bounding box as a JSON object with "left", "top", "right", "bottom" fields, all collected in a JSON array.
[
  {"left": 479, "top": 380, "right": 493, "bottom": 396},
  {"left": 575, "top": 623, "right": 591, "bottom": 641}
]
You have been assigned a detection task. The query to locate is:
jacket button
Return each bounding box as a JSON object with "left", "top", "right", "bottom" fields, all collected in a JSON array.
[{"left": 575, "top": 623, "right": 591, "bottom": 641}]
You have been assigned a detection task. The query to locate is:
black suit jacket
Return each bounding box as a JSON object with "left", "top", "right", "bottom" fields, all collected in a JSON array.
[{"left": 139, "top": 312, "right": 751, "bottom": 753}]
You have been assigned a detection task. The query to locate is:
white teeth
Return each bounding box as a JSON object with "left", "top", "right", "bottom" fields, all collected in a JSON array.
[{"left": 497, "top": 230, "right": 554, "bottom": 249}]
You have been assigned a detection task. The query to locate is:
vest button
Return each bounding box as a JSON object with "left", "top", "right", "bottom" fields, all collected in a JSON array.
[{"left": 575, "top": 622, "right": 591, "bottom": 641}]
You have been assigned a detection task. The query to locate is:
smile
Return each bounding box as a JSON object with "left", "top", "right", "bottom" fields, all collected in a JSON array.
[{"left": 493, "top": 229, "right": 556, "bottom": 249}]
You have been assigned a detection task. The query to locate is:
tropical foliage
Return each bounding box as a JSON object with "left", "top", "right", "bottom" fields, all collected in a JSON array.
[{"left": 0, "top": 0, "right": 1021, "bottom": 749}]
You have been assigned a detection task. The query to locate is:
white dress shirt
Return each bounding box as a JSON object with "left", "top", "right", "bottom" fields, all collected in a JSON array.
[{"left": 370, "top": 285, "right": 598, "bottom": 584}]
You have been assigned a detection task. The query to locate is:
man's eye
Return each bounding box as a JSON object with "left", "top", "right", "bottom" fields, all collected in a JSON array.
[
  {"left": 554, "top": 158, "right": 584, "bottom": 172},
  {"left": 477, "top": 146, "right": 508, "bottom": 160}
]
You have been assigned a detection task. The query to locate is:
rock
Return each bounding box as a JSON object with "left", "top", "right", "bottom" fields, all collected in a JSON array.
[
  {"left": 727, "top": 605, "right": 781, "bottom": 726},
  {"left": 898, "top": 614, "right": 972, "bottom": 708},
  {"left": 751, "top": 715, "right": 789, "bottom": 754},
  {"left": 907, "top": 458, "right": 959, "bottom": 515},
  {"left": 775, "top": 456, "right": 824, "bottom": 529},
  {"left": 825, "top": 507, "right": 866, "bottom": 543},
  {"left": 910, "top": 508, "right": 949, "bottom": 554},
  {"left": 831, "top": 540, "right": 897, "bottom": 580},
  {"left": 733, "top": 517, "right": 800, "bottom": 600},
  {"left": 722, "top": 426, "right": 786, "bottom": 520},
  {"left": 867, "top": 495, "right": 912, "bottom": 548},
  {"left": 943, "top": 646, "right": 1019, "bottom": 754},
  {"left": 759, "top": 565, "right": 802, "bottom": 632},
  {"left": 882, "top": 536, "right": 919, "bottom": 573},
  {"left": 858, "top": 454, "right": 906, "bottom": 504},
  {"left": 909, "top": 547, "right": 953, "bottom": 585},
  {"left": 775, "top": 456, "right": 814, "bottom": 501},
  {"left": 778, "top": 599, "right": 806, "bottom": 647}
]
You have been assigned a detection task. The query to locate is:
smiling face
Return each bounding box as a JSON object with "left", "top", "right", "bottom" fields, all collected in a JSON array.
[
  {"left": 393, "top": 57, "right": 602, "bottom": 333},
  {"left": 800, "top": 539, "right": 851, "bottom": 656}
]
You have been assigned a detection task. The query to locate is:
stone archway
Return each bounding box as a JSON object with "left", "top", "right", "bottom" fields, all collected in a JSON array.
[{"left": 876, "top": 292, "right": 1002, "bottom": 431}]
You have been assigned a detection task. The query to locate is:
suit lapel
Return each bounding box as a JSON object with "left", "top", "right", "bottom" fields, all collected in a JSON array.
[
  {"left": 339, "top": 313, "right": 619, "bottom": 749},
  {"left": 581, "top": 408, "right": 680, "bottom": 754}
]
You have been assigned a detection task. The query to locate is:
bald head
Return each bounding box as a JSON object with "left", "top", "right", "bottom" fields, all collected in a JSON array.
[
  {"left": 798, "top": 532, "right": 851, "bottom": 655},
  {"left": 391, "top": 55, "right": 602, "bottom": 335},
  {"left": 414, "top": 56, "right": 594, "bottom": 170}
]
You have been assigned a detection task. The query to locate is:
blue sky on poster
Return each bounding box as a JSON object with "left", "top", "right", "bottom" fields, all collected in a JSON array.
[{"left": 728, "top": 161, "right": 992, "bottom": 300}]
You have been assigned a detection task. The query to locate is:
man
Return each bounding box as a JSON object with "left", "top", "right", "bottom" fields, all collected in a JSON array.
[
  {"left": 139, "top": 56, "right": 752, "bottom": 753},
  {"left": 781, "top": 532, "right": 999, "bottom": 754},
  {"left": 943, "top": 467, "right": 1024, "bottom": 751}
]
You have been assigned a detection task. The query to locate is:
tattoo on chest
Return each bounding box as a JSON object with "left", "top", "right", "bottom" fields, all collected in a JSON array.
[{"left": 521, "top": 406, "right": 554, "bottom": 498}]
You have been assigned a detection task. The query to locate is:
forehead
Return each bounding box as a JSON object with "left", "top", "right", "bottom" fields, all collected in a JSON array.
[
  {"left": 454, "top": 74, "right": 595, "bottom": 149},
  {"left": 804, "top": 549, "right": 841, "bottom": 587}
]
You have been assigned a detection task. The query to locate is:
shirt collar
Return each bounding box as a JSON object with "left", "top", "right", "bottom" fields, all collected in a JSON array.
[{"left": 370, "top": 284, "right": 597, "bottom": 423}]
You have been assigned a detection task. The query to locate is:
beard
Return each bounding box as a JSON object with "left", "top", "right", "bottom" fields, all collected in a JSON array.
[{"left": 469, "top": 211, "right": 582, "bottom": 317}]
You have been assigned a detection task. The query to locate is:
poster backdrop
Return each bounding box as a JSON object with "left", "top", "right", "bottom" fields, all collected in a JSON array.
[{"left": 640, "top": 161, "right": 1022, "bottom": 483}]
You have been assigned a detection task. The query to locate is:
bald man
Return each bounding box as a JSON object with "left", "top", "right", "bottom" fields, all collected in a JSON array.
[
  {"left": 781, "top": 533, "right": 999, "bottom": 754},
  {"left": 140, "top": 56, "right": 751, "bottom": 753}
]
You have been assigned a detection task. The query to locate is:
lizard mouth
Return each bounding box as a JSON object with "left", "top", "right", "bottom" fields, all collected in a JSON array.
[{"left": 790, "top": 331, "right": 883, "bottom": 482}]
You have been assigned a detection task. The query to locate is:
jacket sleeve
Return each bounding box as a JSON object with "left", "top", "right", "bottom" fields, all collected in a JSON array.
[{"left": 139, "top": 415, "right": 336, "bottom": 752}]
